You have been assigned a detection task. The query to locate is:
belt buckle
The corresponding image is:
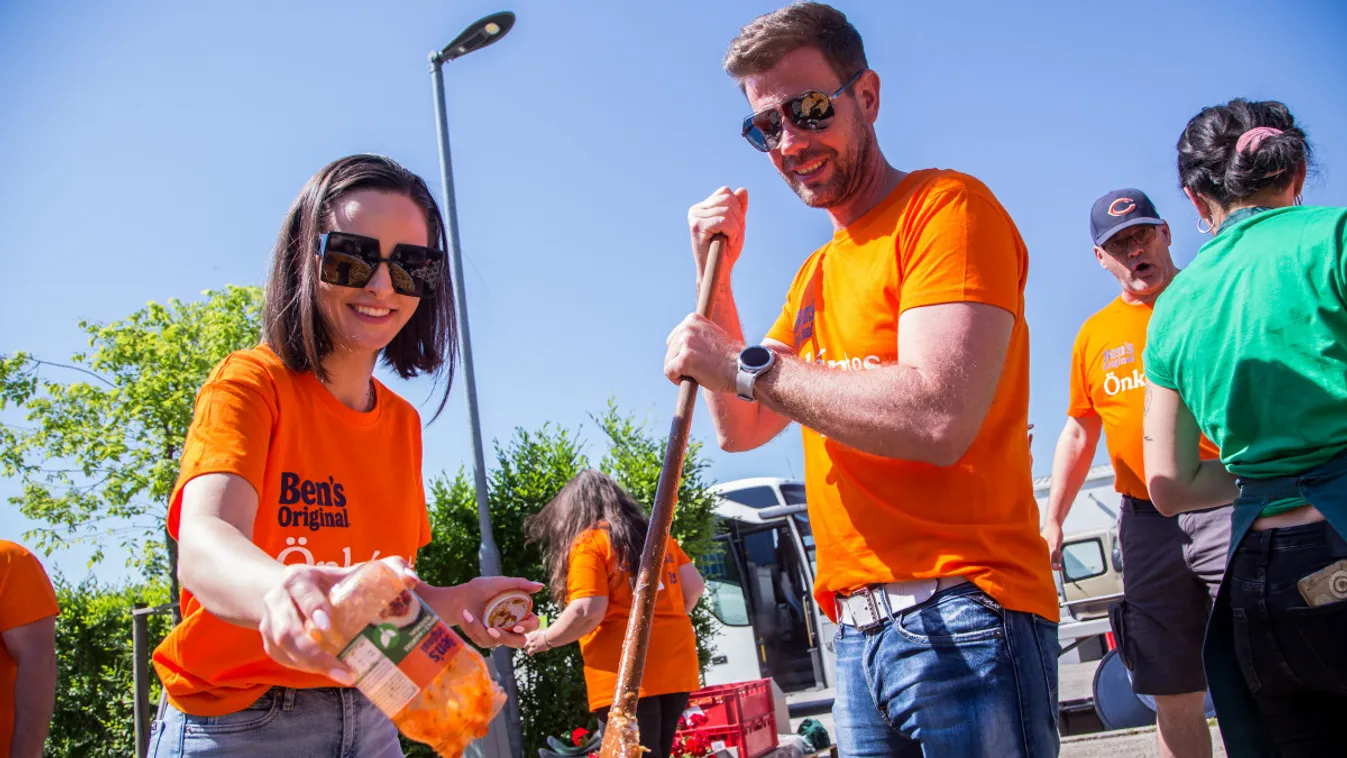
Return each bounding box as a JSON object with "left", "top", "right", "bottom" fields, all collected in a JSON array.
[{"left": 846, "top": 586, "right": 886, "bottom": 632}]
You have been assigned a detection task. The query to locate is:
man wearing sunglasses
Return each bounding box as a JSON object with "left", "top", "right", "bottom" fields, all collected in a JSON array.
[
  {"left": 663, "top": 4, "right": 1058, "bottom": 756},
  {"left": 1042, "top": 189, "right": 1230, "bottom": 758}
]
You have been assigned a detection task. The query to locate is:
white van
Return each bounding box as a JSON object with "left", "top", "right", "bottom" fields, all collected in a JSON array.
[
  {"left": 700, "top": 471, "right": 1128, "bottom": 693},
  {"left": 700, "top": 477, "right": 837, "bottom": 694}
]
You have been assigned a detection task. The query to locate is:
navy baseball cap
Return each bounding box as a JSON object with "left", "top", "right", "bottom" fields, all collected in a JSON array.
[{"left": 1090, "top": 189, "right": 1164, "bottom": 246}]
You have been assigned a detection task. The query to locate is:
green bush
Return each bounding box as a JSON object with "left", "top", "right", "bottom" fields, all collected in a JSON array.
[
  {"left": 35, "top": 402, "right": 720, "bottom": 758},
  {"left": 412, "top": 402, "right": 720, "bottom": 758},
  {"left": 46, "top": 576, "right": 171, "bottom": 758}
]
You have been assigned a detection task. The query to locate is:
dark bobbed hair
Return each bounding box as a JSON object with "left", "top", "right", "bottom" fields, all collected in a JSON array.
[
  {"left": 1177, "top": 98, "right": 1313, "bottom": 210},
  {"left": 261, "top": 154, "right": 457, "bottom": 421}
]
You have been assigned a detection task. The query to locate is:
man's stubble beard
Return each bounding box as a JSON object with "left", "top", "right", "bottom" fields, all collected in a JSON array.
[{"left": 787, "top": 123, "right": 875, "bottom": 210}]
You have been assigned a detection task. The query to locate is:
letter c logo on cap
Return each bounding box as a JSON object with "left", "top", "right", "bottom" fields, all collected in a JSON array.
[{"left": 1108, "top": 198, "right": 1136, "bottom": 217}]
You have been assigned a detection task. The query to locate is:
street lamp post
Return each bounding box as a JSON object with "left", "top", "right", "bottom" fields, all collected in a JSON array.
[{"left": 428, "top": 12, "right": 522, "bottom": 758}]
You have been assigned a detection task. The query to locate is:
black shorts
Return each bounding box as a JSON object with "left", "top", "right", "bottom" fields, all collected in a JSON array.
[{"left": 1111, "top": 496, "right": 1232, "bottom": 696}]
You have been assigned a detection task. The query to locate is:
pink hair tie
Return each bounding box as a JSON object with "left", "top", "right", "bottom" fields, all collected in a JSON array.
[{"left": 1236, "top": 126, "right": 1283, "bottom": 155}]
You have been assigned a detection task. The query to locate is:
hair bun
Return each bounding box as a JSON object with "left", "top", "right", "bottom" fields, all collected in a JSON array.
[{"left": 1178, "top": 98, "right": 1311, "bottom": 209}]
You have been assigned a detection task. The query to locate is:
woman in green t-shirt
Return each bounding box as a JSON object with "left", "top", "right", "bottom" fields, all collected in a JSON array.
[{"left": 1142, "top": 98, "right": 1347, "bottom": 757}]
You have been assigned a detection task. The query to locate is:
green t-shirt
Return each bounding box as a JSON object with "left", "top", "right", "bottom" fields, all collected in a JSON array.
[{"left": 1145, "top": 205, "right": 1347, "bottom": 479}]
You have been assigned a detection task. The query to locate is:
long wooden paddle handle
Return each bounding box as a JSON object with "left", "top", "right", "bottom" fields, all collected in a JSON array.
[{"left": 598, "top": 235, "right": 727, "bottom": 758}]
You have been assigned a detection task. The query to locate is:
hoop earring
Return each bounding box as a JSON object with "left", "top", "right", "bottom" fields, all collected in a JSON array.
[
  {"left": 1295, "top": 194, "right": 1304, "bottom": 206},
  {"left": 1196, "top": 217, "right": 1213, "bottom": 234}
]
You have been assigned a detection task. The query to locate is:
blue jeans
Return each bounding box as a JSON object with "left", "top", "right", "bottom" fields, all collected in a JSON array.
[
  {"left": 832, "top": 584, "right": 1060, "bottom": 757},
  {"left": 149, "top": 687, "right": 403, "bottom": 757}
]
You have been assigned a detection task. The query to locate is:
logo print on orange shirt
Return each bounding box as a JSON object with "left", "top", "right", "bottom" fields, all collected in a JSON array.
[
  {"left": 1108, "top": 198, "right": 1136, "bottom": 217},
  {"left": 793, "top": 302, "right": 815, "bottom": 347},
  {"left": 278, "top": 472, "right": 351, "bottom": 531},
  {"left": 628, "top": 552, "right": 679, "bottom": 594},
  {"left": 664, "top": 551, "right": 681, "bottom": 589},
  {"left": 275, "top": 536, "right": 407, "bottom": 569},
  {"left": 1100, "top": 342, "right": 1135, "bottom": 371},
  {"left": 1103, "top": 369, "right": 1147, "bottom": 397}
]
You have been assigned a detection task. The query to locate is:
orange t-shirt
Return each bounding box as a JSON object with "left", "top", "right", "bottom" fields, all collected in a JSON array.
[
  {"left": 0, "top": 541, "right": 60, "bottom": 756},
  {"left": 567, "top": 528, "right": 699, "bottom": 711},
  {"left": 765, "top": 169, "right": 1058, "bottom": 623},
  {"left": 1068, "top": 297, "right": 1220, "bottom": 500},
  {"left": 152, "top": 345, "right": 431, "bottom": 716}
]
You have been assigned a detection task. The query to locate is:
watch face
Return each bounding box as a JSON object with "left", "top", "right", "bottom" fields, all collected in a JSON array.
[{"left": 740, "top": 345, "right": 773, "bottom": 371}]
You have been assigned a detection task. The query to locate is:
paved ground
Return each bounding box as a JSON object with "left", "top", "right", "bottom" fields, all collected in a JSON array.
[
  {"left": 1060, "top": 660, "right": 1097, "bottom": 702},
  {"left": 1062, "top": 725, "right": 1226, "bottom": 757}
]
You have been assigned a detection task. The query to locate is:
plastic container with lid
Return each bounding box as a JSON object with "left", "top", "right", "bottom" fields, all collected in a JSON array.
[
  {"left": 308, "top": 559, "right": 506, "bottom": 757},
  {"left": 482, "top": 590, "right": 533, "bottom": 630}
]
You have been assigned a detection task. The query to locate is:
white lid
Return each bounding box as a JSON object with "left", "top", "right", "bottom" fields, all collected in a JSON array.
[{"left": 482, "top": 590, "right": 533, "bottom": 629}]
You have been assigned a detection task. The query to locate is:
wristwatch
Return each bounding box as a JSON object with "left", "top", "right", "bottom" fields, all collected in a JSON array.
[{"left": 736, "top": 345, "right": 777, "bottom": 402}]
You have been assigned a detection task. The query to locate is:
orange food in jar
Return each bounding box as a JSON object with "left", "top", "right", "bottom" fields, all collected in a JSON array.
[{"left": 309, "top": 560, "right": 507, "bottom": 757}]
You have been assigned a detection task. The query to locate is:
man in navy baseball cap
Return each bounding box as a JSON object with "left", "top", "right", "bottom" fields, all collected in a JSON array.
[
  {"left": 1091, "top": 188, "right": 1165, "bottom": 246},
  {"left": 1043, "top": 187, "right": 1228, "bottom": 758},
  {"left": 1086, "top": 188, "right": 1177, "bottom": 299}
]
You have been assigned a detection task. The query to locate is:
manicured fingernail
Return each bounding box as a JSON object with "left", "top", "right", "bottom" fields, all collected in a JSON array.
[
  {"left": 513, "top": 625, "right": 525, "bottom": 633},
  {"left": 329, "top": 668, "right": 353, "bottom": 686},
  {"left": 462, "top": 610, "right": 475, "bottom": 624},
  {"left": 312, "top": 609, "right": 331, "bottom": 631},
  {"left": 489, "top": 628, "right": 502, "bottom": 639}
]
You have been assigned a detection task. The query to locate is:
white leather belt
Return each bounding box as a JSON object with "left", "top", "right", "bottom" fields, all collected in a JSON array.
[{"left": 835, "top": 577, "right": 970, "bottom": 631}]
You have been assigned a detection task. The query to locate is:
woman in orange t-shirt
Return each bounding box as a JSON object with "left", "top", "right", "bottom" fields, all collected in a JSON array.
[
  {"left": 523, "top": 470, "right": 704, "bottom": 758},
  {"left": 149, "top": 154, "right": 540, "bottom": 757}
]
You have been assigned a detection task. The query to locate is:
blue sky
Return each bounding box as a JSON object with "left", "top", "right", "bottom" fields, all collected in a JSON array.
[{"left": 4, "top": 0, "right": 1346, "bottom": 582}]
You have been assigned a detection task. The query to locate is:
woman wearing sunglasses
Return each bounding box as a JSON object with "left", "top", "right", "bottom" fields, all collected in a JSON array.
[
  {"left": 1142, "top": 100, "right": 1347, "bottom": 757},
  {"left": 149, "top": 154, "right": 541, "bottom": 757}
]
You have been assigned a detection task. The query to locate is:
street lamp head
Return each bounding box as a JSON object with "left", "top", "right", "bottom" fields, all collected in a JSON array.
[{"left": 436, "top": 11, "right": 515, "bottom": 63}]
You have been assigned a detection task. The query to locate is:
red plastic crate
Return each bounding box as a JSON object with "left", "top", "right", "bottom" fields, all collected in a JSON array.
[
  {"left": 676, "top": 712, "right": 778, "bottom": 758},
  {"left": 684, "top": 678, "right": 773, "bottom": 728}
]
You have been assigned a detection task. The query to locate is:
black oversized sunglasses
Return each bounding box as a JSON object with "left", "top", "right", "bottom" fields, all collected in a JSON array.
[
  {"left": 741, "top": 69, "right": 865, "bottom": 152},
  {"left": 315, "top": 231, "right": 444, "bottom": 298}
]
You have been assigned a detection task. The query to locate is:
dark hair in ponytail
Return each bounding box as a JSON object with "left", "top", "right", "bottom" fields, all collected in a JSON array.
[{"left": 1176, "top": 98, "right": 1313, "bottom": 210}]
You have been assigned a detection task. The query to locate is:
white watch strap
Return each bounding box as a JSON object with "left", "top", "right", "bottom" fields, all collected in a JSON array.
[{"left": 736, "top": 366, "right": 758, "bottom": 401}]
